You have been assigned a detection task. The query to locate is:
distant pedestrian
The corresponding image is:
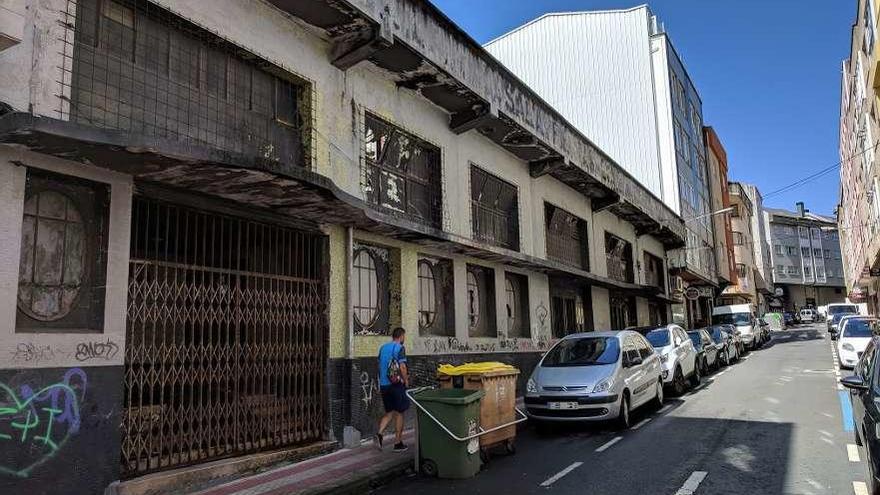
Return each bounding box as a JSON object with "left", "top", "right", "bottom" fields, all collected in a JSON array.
[{"left": 376, "top": 327, "right": 409, "bottom": 452}]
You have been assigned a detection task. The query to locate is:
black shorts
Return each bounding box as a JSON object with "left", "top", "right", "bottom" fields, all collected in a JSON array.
[{"left": 380, "top": 383, "right": 410, "bottom": 413}]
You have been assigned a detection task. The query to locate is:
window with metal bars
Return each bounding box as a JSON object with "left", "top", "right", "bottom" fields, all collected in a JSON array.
[
  {"left": 605, "top": 232, "right": 634, "bottom": 284},
  {"left": 732, "top": 231, "right": 744, "bottom": 246},
  {"left": 66, "top": 0, "right": 307, "bottom": 166},
  {"left": 471, "top": 166, "right": 519, "bottom": 251},
  {"left": 504, "top": 272, "right": 530, "bottom": 338},
  {"left": 417, "top": 256, "right": 454, "bottom": 336},
  {"left": 363, "top": 114, "right": 442, "bottom": 227},
  {"left": 352, "top": 243, "right": 392, "bottom": 335},
  {"left": 466, "top": 264, "right": 497, "bottom": 337},
  {"left": 545, "top": 202, "right": 588, "bottom": 270},
  {"left": 16, "top": 169, "right": 110, "bottom": 333}
]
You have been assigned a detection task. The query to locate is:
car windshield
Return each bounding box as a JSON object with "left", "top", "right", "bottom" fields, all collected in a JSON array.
[
  {"left": 645, "top": 329, "right": 670, "bottom": 347},
  {"left": 843, "top": 319, "right": 876, "bottom": 338},
  {"left": 828, "top": 305, "right": 859, "bottom": 315},
  {"left": 712, "top": 313, "right": 751, "bottom": 326},
  {"left": 711, "top": 328, "right": 724, "bottom": 341},
  {"left": 542, "top": 337, "right": 620, "bottom": 367},
  {"left": 832, "top": 313, "right": 849, "bottom": 323},
  {"left": 687, "top": 332, "right": 702, "bottom": 349}
]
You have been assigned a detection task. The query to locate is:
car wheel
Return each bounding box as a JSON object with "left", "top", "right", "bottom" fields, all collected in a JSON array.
[
  {"left": 652, "top": 379, "right": 664, "bottom": 410},
  {"left": 689, "top": 361, "right": 702, "bottom": 388},
  {"left": 673, "top": 367, "right": 686, "bottom": 396},
  {"left": 724, "top": 347, "right": 732, "bottom": 366},
  {"left": 616, "top": 393, "right": 631, "bottom": 429}
]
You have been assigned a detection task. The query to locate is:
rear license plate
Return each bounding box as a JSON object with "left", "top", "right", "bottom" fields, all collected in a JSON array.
[{"left": 548, "top": 402, "right": 578, "bottom": 410}]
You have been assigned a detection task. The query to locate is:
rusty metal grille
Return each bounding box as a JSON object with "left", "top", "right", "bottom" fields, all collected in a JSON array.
[{"left": 122, "top": 196, "right": 327, "bottom": 477}]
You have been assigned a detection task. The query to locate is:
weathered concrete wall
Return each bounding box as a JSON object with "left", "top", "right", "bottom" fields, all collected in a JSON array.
[
  {"left": 0, "top": 365, "right": 123, "bottom": 495},
  {"left": 0, "top": 146, "right": 133, "bottom": 370}
]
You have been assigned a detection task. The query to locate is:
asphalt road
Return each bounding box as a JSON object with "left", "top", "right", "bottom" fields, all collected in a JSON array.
[{"left": 376, "top": 323, "right": 868, "bottom": 495}]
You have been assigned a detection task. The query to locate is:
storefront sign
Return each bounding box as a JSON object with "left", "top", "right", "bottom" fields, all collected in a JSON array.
[{"left": 684, "top": 287, "right": 701, "bottom": 301}]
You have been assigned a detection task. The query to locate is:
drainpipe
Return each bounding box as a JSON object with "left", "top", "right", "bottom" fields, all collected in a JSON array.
[{"left": 345, "top": 226, "right": 354, "bottom": 360}]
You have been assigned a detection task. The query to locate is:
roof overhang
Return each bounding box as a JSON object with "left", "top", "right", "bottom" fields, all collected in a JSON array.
[
  {"left": 0, "top": 113, "right": 668, "bottom": 295},
  {"left": 265, "top": 0, "right": 685, "bottom": 249}
]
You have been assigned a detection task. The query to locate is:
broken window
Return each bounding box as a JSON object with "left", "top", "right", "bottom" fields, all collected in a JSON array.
[
  {"left": 353, "top": 243, "right": 392, "bottom": 334},
  {"left": 418, "top": 256, "right": 454, "bottom": 336},
  {"left": 609, "top": 292, "right": 636, "bottom": 330},
  {"left": 471, "top": 166, "right": 520, "bottom": 251},
  {"left": 643, "top": 251, "right": 665, "bottom": 290},
  {"left": 545, "top": 203, "right": 589, "bottom": 270},
  {"left": 363, "top": 114, "right": 442, "bottom": 227},
  {"left": 17, "top": 169, "right": 109, "bottom": 333},
  {"left": 505, "top": 272, "right": 530, "bottom": 338},
  {"left": 466, "top": 264, "right": 497, "bottom": 337},
  {"left": 70, "top": 0, "right": 306, "bottom": 166},
  {"left": 605, "top": 232, "right": 634, "bottom": 284}
]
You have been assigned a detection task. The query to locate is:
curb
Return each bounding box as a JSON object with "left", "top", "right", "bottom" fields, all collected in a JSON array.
[{"left": 303, "top": 456, "right": 414, "bottom": 495}]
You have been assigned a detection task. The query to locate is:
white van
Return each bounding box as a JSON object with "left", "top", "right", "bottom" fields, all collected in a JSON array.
[
  {"left": 712, "top": 303, "right": 765, "bottom": 350},
  {"left": 799, "top": 308, "right": 817, "bottom": 323}
]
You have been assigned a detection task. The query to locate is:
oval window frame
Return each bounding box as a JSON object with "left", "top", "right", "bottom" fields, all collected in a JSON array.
[{"left": 352, "top": 248, "right": 380, "bottom": 328}]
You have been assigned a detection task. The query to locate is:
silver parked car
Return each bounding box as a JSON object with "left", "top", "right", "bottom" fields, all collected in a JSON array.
[
  {"left": 525, "top": 331, "right": 663, "bottom": 428},
  {"left": 644, "top": 324, "right": 700, "bottom": 395}
]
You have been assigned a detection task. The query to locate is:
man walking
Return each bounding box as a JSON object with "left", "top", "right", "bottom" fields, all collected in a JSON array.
[{"left": 376, "top": 327, "right": 409, "bottom": 452}]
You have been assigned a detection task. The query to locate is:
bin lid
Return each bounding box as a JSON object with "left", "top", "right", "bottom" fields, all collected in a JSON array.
[
  {"left": 413, "top": 388, "right": 485, "bottom": 405},
  {"left": 437, "top": 362, "right": 516, "bottom": 375}
]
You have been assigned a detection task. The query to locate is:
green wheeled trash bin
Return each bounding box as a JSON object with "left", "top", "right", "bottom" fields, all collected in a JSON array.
[{"left": 411, "top": 388, "right": 484, "bottom": 479}]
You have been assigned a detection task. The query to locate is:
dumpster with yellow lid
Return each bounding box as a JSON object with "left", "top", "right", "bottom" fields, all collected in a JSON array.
[{"left": 437, "top": 361, "right": 522, "bottom": 456}]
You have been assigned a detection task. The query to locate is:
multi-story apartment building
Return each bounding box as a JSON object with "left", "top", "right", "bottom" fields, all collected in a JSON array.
[
  {"left": 721, "top": 183, "right": 760, "bottom": 305},
  {"left": 0, "top": 0, "right": 685, "bottom": 493},
  {"left": 485, "top": 6, "right": 717, "bottom": 329},
  {"left": 839, "top": 0, "right": 880, "bottom": 312},
  {"left": 705, "top": 127, "right": 736, "bottom": 289},
  {"left": 767, "top": 204, "right": 846, "bottom": 311},
  {"left": 740, "top": 183, "right": 775, "bottom": 313}
]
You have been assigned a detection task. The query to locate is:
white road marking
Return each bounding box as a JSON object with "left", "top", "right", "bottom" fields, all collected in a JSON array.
[
  {"left": 595, "top": 436, "right": 623, "bottom": 452},
  {"left": 539, "top": 461, "right": 582, "bottom": 487},
  {"left": 631, "top": 418, "right": 651, "bottom": 430},
  {"left": 848, "top": 444, "right": 861, "bottom": 462},
  {"left": 674, "top": 471, "right": 708, "bottom": 495},
  {"left": 854, "top": 481, "right": 869, "bottom": 495}
]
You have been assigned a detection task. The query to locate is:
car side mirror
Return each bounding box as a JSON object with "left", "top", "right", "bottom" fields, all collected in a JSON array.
[{"left": 841, "top": 375, "right": 869, "bottom": 391}]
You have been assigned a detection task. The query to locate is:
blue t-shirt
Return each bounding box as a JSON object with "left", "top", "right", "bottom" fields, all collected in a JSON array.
[{"left": 378, "top": 341, "right": 407, "bottom": 387}]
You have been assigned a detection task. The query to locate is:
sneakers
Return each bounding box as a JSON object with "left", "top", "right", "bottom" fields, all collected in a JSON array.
[
  {"left": 393, "top": 442, "right": 408, "bottom": 453},
  {"left": 375, "top": 433, "right": 383, "bottom": 451}
]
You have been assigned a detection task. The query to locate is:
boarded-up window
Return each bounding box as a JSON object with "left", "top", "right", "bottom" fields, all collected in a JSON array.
[
  {"left": 418, "top": 256, "right": 454, "bottom": 336},
  {"left": 17, "top": 170, "right": 109, "bottom": 333},
  {"left": 605, "top": 232, "right": 634, "bottom": 284}
]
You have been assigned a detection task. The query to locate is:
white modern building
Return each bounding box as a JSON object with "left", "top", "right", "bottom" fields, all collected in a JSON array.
[{"left": 486, "top": 5, "right": 717, "bottom": 327}]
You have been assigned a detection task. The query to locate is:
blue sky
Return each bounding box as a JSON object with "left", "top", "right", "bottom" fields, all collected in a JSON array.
[{"left": 431, "top": 0, "right": 855, "bottom": 216}]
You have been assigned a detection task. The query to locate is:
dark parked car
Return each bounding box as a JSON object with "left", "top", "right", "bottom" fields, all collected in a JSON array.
[
  {"left": 783, "top": 312, "right": 796, "bottom": 326},
  {"left": 709, "top": 324, "right": 739, "bottom": 365},
  {"left": 840, "top": 336, "right": 880, "bottom": 494},
  {"left": 688, "top": 329, "right": 720, "bottom": 374}
]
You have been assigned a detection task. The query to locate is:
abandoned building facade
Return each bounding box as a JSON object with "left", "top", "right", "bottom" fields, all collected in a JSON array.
[{"left": 0, "top": 0, "right": 685, "bottom": 493}]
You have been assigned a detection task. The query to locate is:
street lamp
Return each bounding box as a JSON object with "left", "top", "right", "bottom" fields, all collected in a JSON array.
[{"left": 683, "top": 206, "right": 736, "bottom": 224}]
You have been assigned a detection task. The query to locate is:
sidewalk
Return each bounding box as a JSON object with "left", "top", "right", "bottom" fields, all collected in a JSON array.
[{"left": 187, "top": 431, "right": 415, "bottom": 495}]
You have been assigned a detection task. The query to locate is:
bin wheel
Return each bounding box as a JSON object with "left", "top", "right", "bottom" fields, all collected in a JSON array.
[
  {"left": 504, "top": 440, "right": 516, "bottom": 455},
  {"left": 421, "top": 459, "right": 438, "bottom": 478}
]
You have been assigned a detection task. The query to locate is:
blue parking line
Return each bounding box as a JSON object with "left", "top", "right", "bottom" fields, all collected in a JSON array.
[{"left": 838, "top": 390, "right": 855, "bottom": 432}]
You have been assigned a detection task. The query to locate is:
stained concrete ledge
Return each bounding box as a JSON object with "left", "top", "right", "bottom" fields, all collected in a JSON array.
[{"left": 108, "top": 441, "right": 337, "bottom": 495}]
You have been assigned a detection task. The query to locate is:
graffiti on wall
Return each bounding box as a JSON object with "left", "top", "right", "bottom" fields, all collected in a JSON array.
[
  {"left": 0, "top": 368, "right": 88, "bottom": 478},
  {"left": 9, "top": 339, "right": 120, "bottom": 364},
  {"left": 412, "top": 334, "right": 552, "bottom": 355},
  {"left": 359, "top": 371, "right": 376, "bottom": 408}
]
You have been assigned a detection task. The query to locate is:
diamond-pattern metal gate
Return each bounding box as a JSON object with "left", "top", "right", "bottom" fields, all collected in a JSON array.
[{"left": 122, "top": 196, "right": 327, "bottom": 477}]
